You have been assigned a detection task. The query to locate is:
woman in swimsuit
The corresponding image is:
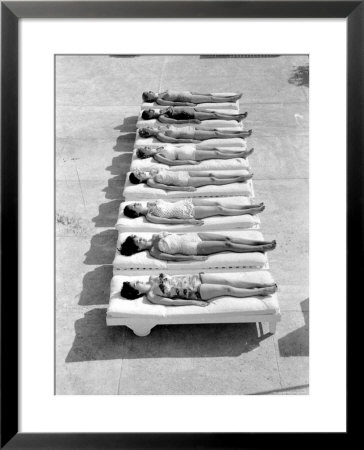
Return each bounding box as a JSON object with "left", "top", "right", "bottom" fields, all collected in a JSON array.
[
  {"left": 120, "top": 272, "right": 278, "bottom": 307},
  {"left": 141, "top": 106, "right": 247, "bottom": 123},
  {"left": 128, "top": 168, "right": 253, "bottom": 191},
  {"left": 118, "top": 231, "right": 276, "bottom": 259},
  {"left": 123, "top": 198, "right": 265, "bottom": 225},
  {"left": 142, "top": 90, "right": 242, "bottom": 106},
  {"left": 136, "top": 145, "right": 254, "bottom": 166},
  {"left": 138, "top": 126, "right": 252, "bottom": 144}
]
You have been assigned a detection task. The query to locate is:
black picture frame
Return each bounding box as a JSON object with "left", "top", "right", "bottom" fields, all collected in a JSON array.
[{"left": 1, "top": 1, "right": 359, "bottom": 447}]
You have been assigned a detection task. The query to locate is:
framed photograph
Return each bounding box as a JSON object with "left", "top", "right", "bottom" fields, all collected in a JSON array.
[{"left": 2, "top": 1, "right": 357, "bottom": 447}]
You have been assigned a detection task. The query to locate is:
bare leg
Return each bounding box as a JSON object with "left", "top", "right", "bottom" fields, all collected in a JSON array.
[
  {"left": 215, "top": 130, "right": 252, "bottom": 138},
  {"left": 192, "top": 198, "right": 264, "bottom": 209},
  {"left": 194, "top": 205, "right": 264, "bottom": 219},
  {"left": 195, "top": 111, "right": 247, "bottom": 121},
  {"left": 188, "top": 174, "right": 252, "bottom": 187},
  {"left": 190, "top": 93, "right": 242, "bottom": 103},
  {"left": 200, "top": 273, "right": 276, "bottom": 288},
  {"left": 195, "top": 148, "right": 253, "bottom": 160},
  {"left": 200, "top": 284, "right": 277, "bottom": 300},
  {"left": 197, "top": 232, "right": 276, "bottom": 246},
  {"left": 196, "top": 240, "right": 276, "bottom": 255}
]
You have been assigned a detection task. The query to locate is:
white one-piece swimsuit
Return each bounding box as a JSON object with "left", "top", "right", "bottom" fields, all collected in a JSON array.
[
  {"left": 149, "top": 199, "right": 195, "bottom": 219},
  {"left": 157, "top": 232, "right": 202, "bottom": 255},
  {"left": 159, "top": 145, "right": 196, "bottom": 161}
]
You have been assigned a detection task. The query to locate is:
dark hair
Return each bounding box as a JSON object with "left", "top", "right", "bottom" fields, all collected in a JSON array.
[
  {"left": 136, "top": 148, "right": 149, "bottom": 159},
  {"left": 138, "top": 128, "right": 152, "bottom": 138},
  {"left": 129, "top": 172, "right": 142, "bottom": 184},
  {"left": 141, "top": 109, "right": 155, "bottom": 120},
  {"left": 118, "top": 235, "right": 140, "bottom": 256},
  {"left": 124, "top": 204, "right": 142, "bottom": 219},
  {"left": 120, "top": 281, "right": 144, "bottom": 300},
  {"left": 142, "top": 91, "right": 154, "bottom": 102}
]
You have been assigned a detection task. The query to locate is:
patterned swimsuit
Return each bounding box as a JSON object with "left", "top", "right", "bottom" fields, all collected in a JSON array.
[
  {"left": 165, "top": 106, "right": 195, "bottom": 120},
  {"left": 149, "top": 199, "right": 195, "bottom": 219},
  {"left": 157, "top": 273, "right": 202, "bottom": 300}
]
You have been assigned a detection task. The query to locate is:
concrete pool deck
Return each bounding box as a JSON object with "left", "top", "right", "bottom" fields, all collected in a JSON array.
[{"left": 56, "top": 54, "right": 309, "bottom": 395}]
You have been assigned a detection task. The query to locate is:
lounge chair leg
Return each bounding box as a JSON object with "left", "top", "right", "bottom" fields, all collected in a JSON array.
[
  {"left": 128, "top": 321, "right": 155, "bottom": 337},
  {"left": 269, "top": 321, "right": 277, "bottom": 334}
]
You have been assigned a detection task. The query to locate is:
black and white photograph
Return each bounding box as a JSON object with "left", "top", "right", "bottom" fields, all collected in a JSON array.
[{"left": 56, "top": 54, "right": 309, "bottom": 395}]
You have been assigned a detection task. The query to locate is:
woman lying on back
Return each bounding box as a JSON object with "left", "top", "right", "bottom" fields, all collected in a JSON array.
[
  {"left": 136, "top": 145, "right": 254, "bottom": 166},
  {"left": 129, "top": 168, "right": 253, "bottom": 191},
  {"left": 142, "top": 90, "right": 242, "bottom": 106},
  {"left": 123, "top": 198, "right": 265, "bottom": 225},
  {"left": 138, "top": 125, "right": 252, "bottom": 144},
  {"left": 121, "top": 272, "right": 277, "bottom": 307},
  {"left": 118, "top": 231, "right": 276, "bottom": 259},
  {"left": 141, "top": 106, "right": 247, "bottom": 123}
]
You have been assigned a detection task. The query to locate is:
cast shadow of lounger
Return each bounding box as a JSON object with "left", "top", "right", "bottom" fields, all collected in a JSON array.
[
  {"left": 278, "top": 298, "right": 309, "bottom": 357},
  {"left": 113, "top": 132, "right": 136, "bottom": 152},
  {"left": 78, "top": 265, "right": 113, "bottom": 306},
  {"left": 114, "top": 116, "right": 138, "bottom": 133},
  {"left": 83, "top": 230, "right": 118, "bottom": 265},
  {"left": 92, "top": 154, "right": 132, "bottom": 227},
  {"left": 66, "top": 308, "right": 272, "bottom": 362}
]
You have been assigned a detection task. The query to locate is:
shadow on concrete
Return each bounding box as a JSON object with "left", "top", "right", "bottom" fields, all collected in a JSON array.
[
  {"left": 114, "top": 116, "right": 138, "bottom": 132},
  {"left": 106, "top": 153, "right": 133, "bottom": 177},
  {"left": 91, "top": 153, "right": 132, "bottom": 227},
  {"left": 92, "top": 199, "right": 121, "bottom": 228},
  {"left": 278, "top": 298, "right": 309, "bottom": 357},
  {"left": 113, "top": 132, "right": 136, "bottom": 152},
  {"left": 66, "top": 308, "right": 272, "bottom": 362},
  {"left": 289, "top": 65, "right": 309, "bottom": 87},
  {"left": 83, "top": 230, "right": 118, "bottom": 265},
  {"left": 79, "top": 265, "right": 113, "bottom": 306}
]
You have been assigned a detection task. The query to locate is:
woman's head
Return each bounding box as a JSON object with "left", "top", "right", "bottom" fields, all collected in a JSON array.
[
  {"left": 123, "top": 203, "right": 147, "bottom": 218},
  {"left": 142, "top": 91, "right": 158, "bottom": 102},
  {"left": 136, "top": 146, "right": 155, "bottom": 159},
  {"left": 118, "top": 234, "right": 150, "bottom": 256},
  {"left": 120, "top": 280, "right": 149, "bottom": 300},
  {"left": 138, "top": 127, "right": 156, "bottom": 138},
  {"left": 129, "top": 170, "right": 150, "bottom": 184},
  {"left": 141, "top": 109, "right": 158, "bottom": 120}
]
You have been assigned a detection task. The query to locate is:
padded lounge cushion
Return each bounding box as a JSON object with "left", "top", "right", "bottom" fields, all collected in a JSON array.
[
  {"left": 116, "top": 197, "right": 260, "bottom": 232},
  {"left": 107, "top": 271, "right": 279, "bottom": 319},
  {"left": 113, "top": 230, "right": 268, "bottom": 272}
]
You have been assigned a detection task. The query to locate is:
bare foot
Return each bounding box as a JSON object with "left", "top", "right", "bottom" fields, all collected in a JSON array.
[
  {"left": 254, "top": 204, "right": 265, "bottom": 213},
  {"left": 263, "top": 284, "right": 278, "bottom": 295},
  {"left": 266, "top": 240, "right": 277, "bottom": 251}
]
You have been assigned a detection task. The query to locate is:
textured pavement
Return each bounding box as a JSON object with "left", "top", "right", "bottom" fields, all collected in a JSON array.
[{"left": 56, "top": 54, "right": 309, "bottom": 395}]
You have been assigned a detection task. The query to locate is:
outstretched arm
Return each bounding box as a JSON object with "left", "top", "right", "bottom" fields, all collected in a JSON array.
[
  {"left": 146, "top": 213, "right": 202, "bottom": 225},
  {"left": 197, "top": 232, "right": 228, "bottom": 241},
  {"left": 158, "top": 115, "right": 200, "bottom": 124},
  {"left": 154, "top": 154, "right": 198, "bottom": 166},
  {"left": 156, "top": 99, "right": 196, "bottom": 106},
  {"left": 150, "top": 246, "right": 206, "bottom": 261},
  {"left": 156, "top": 133, "right": 199, "bottom": 144},
  {"left": 147, "top": 179, "right": 195, "bottom": 191},
  {"left": 148, "top": 292, "right": 207, "bottom": 307}
]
